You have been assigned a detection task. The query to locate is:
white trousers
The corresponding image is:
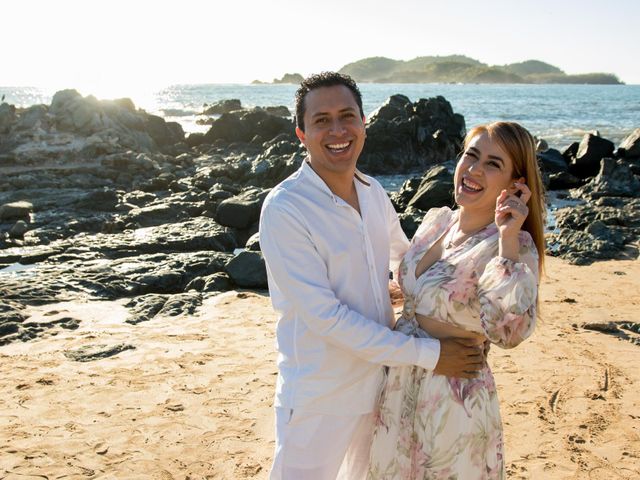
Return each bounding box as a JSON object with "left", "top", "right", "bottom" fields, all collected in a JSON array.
[{"left": 270, "top": 408, "right": 374, "bottom": 480}]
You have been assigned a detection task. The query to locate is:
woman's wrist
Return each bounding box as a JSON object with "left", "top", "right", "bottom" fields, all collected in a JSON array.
[{"left": 498, "top": 235, "right": 519, "bottom": 262}]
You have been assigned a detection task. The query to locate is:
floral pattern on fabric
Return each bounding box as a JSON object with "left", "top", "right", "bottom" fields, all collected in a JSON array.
[{"left": 368, "top": 207, "right": 539, "bottom": 480}]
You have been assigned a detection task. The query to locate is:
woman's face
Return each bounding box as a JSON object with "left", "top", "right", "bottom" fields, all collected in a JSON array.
[{"left": 454, "top": 131, "right": 521, "bottom": 215}]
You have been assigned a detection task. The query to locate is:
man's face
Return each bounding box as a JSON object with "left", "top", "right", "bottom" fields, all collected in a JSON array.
[{"left": 296, "top": 85, "right": 366, "bottom": 179}]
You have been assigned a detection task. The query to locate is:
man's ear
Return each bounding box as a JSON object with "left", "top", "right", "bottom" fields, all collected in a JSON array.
[{"left": 295, "top": 126, "right": 306, "bottom": 144}]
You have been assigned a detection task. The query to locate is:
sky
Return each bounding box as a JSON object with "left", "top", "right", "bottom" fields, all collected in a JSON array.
[{"left": 2, "top": 0, "right": 638, "bottom": 98}]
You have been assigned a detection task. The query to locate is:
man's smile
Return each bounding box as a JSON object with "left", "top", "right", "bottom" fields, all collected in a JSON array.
[{"left": 325, "top": 141, "right": 352, "bottom": 154}]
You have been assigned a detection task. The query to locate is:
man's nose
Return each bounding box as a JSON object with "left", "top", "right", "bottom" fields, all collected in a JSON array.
[{"left": 329, "top": 118, "right": 346, "bottom": 135}]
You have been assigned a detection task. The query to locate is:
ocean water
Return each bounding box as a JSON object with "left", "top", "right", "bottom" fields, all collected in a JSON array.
[{"left": 1, "top": 83, "right": 639, "bottom": 151}]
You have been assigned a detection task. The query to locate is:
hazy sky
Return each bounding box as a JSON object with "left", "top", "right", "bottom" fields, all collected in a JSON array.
[{"left": 3, "top": 0, "right": 638, "bottom": 97}]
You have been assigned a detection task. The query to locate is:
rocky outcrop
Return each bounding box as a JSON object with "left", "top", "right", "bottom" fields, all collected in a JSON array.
[
  {"left": 195, "top": 108, "right": 295, "bottom": 147},
  {"left": 202, "top": 99, "right": 242, "bottom": 115},
  {"left": 0, "top": 91, "right": 186, "bottom": 171},
  {"left": 547, "top": 158, "right": 640, "bottom": 264},
  {"left": 618, "top": 128, "right": 640, "bottom": 159},
  {"left": 359, "top": 95, "right": 465, "bottom": 174},
  {"left": 568, "top": 133, "right": 615, "bottom": 179}
]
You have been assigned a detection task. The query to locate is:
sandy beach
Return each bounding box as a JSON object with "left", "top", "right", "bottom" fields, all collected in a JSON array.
[{"left": 1, "top": 255, "right": 639, "bottom": 479}]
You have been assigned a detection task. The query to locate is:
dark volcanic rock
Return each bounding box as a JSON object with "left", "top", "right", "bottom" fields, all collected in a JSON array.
[
  {"left": 575, "top": 158, "right": 640, "bottom": 199},
  {"left": 203, "top": 99, "right": 242, "bottom": 115},
  {"left": 245, "top": 232, "right": 261, "bottom": 251},
  {"left": 562, "top": 142, "right": 580, "bottom": 164},
  {"left": 0, "top": 103, "right": 17, "bottom": 133},
  {"left": 125, "top": 294, "right": 168, "bottom": 324},
  {"left": 548, "top": 172, "right": 585, "bottom": 190},
  {"left": 569, "top": 134, "right": 615, "bottom": 178},
  {"left": 225, "top": 251, "right": 267, "bottom": 288},
  {"left": 1, "top": 249, "right": 234, "bottom": 305},
  {"left": 359, "top": 95, "right": 465, "bottom": 174},
  {"left": 398, "top": 207, "right": 425, "bottom": 239},
  {"left": 9, "top": 220, "right": 29, "bottom": 239},
  {"left": 186, "top": 272, "right": 232, "bottom": 293},
  {"left": 201, "top": 108, "right": 295, "bottom": 146},
  {"left": 537, "top": 148, "right": 568, "bottom": 174},
  {"left": 215, "top": 188, "right": 270, "bottom": 229},
  {"left": 547, "top": 198, "right": 640, "bottom": 264},
  {"left": 78, "top": 189, "right": 120, "bottom": 211},
  {"left": 407, "top": 166, "right": 454, "bottom": 211},
  {"left": 0, "top": 201, "right": 33, "bottom": 221},
  {"left": 391, "top": 164, "right": 454, "bottom": 212},
  {"left": 618, "top": 128, "right": 640, "bottom": 159},
  {"left": 64, "top": 343, "right": 136, "bottom": 362},
  {"left": 125, "top": 292, "right": 202, "bottom": 324}
]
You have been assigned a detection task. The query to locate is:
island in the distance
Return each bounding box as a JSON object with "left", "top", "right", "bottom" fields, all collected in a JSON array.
[{"left": 255, "top": 55, "right": 623, "bottom": 85}]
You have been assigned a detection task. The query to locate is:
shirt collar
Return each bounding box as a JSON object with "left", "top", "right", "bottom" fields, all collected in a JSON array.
[{"left": 301, "top": 158, "right": 371, "bottom": 204}]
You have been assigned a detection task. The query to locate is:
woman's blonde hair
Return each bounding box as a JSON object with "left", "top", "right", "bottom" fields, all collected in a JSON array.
[{"left": 464, "top": 121, "right": 546, "bottom": 274}]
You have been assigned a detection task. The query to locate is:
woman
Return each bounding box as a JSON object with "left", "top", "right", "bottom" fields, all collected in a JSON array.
[{"left": 368, "top": 121, "right": 546, "bottom": 479}]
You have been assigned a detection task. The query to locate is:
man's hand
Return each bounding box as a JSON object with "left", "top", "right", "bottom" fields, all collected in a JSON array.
[
  {"left": 433, "top": 337, "right": 486, "bottom": 379},
  {"left": 388, "top": 280, "right": 404, "bottom": 309}
]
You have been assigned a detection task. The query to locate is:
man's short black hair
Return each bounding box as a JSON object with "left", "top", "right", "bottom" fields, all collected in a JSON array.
[{"left": 295, "top": 72, "right": 364, "bottom": 132}]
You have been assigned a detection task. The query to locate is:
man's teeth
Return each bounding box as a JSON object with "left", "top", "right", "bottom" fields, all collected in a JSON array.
[
  {"left": 327, "top": 142, "right": 350, "bottom": 151},
  {"left": 463, "top": 178, "right": 483, "bottom": 191}
]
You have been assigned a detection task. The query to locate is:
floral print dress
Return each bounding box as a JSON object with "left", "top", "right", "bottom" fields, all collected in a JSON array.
[{"left": 368, "top": 207, "right": 539, "bottom": 480}]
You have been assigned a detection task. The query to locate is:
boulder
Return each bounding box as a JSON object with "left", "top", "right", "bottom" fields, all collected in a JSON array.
[
  {"left": 203, "top": 99, "right": 242, "bottom": 115},
  {"left": 225, "top": 251, "right": 268, "bottom": 288},
  {"left": 186, "top": 272, "right": 232, "bottom": 293},
  {"left": 9, "top": 220, "right": 29, "bottom": 239},
  {"left": 537, "top": 148, "right": 568, "bottom": 174},
  {"left": 245, "top": 232, "right": 261, "bottom": 251},
  {"left": 575, "top": 158, "right": 640, "bottom": 199},
  {"left": 0, "top": 201, "right": 33, "bottom": 221},
  {"left": 17, "top": 105, "right": 49, "bottom": 130},
  {"left": 360, "top": 95, "right": 465, "bottom": 174},
  {"left": 618, "top": 128, "right": 640, "bottom": 159},
  {"left": 547, "top": 171, "right": 584, "bottom": 190},
  {"left": 0, "top": 103, "right": 17, "bottom": 133},
  {"left": 78, "top": 189, "right": 120, "bottom": 211},
  {"left": 407, "top": 166, "right": 454, "bottom": 211},
  {"left": 264, "top": 106, "right": 291, "bottom": 117},
  {"left": 562, "top": 142, "right": 579, "bottom": 164},
  {"left": 569, "top": 134, "right": 615, "bottom": 178},
  {"left": 202, "top": 108, "right": 295, "bottom": 145},
  {"left": 215, "top": 188, "right": 270, "bottom": 229}
]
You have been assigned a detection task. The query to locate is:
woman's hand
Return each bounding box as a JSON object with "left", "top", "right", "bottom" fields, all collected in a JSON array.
[
  {"left": 495, "top": 182, "right": 531, "bottom": 261},
  {"left": 495, "top": 182, "right": 531, "bottom": 238}
]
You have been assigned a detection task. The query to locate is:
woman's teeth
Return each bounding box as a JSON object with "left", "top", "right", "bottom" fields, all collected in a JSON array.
[{"left": 462, "top": 177, "right": 483, "bottom": 191}]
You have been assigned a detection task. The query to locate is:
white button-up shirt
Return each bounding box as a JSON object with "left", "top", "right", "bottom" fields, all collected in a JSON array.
[{"left": 259, "top": 161, "right": 440, "bottom": 415}]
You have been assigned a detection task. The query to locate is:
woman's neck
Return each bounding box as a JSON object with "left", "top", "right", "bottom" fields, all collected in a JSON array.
[{"left": 457, "top": 207, "right": 494, "bottom": 234}]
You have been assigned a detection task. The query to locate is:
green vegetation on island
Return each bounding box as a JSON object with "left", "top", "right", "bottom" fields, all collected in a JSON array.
[{"left": 337, "top": 56, "right": 623, "bottom": 84}]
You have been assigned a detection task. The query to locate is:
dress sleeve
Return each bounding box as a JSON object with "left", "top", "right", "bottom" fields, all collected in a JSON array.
[{"left": 477, "top": 232, "right": 539, "bottom": 349}]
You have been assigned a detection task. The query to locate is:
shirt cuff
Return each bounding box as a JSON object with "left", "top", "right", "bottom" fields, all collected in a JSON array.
[{"left": 416, "top": 337, "right": 441, "bottom": 371}]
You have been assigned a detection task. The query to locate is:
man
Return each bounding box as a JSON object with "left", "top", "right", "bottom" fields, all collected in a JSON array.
[{"left": 259, "top": 72, "right": 484, "bottom": 479}]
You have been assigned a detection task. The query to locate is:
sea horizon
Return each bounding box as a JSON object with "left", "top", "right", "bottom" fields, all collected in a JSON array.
[{"left": 2, "top": 82, "right": 639, "bottom": 151}]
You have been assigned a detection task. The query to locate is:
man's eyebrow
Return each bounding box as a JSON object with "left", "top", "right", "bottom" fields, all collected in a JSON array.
[
  {"left": 468, "top": 146, "right": 505, "bottom": 164},
  {"left": 310, "top": 107, "right": 358, "bottom": 118}
]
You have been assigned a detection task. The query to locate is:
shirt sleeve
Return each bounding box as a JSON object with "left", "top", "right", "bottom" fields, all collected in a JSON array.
[
  {"left": 477, "top": 232, "right": 539, "bottom": 349},
  {"left": 260, "top": 201, "right": 440, "bottom": 370}
]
